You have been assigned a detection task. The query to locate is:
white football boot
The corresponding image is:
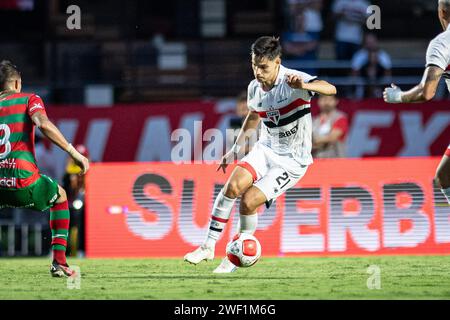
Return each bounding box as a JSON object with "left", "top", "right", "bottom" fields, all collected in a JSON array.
[
  {"left": 213, "top": 257, "right": 238, "bottom": 273},
  {"left": 184, "top": 245, "right": 214, "bottom": 265}
]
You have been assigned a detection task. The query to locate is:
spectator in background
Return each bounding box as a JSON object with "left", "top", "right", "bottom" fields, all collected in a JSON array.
[
  {"left": 62, "top": 144, "right": 89, "bottom": 257},
  {"left": 351, "top": 33, "right": 392, "bottom": 98},
  {"left": 229, "top": 91, "right": 248, "bottom": 130},
  {"left": 283, "top": 0, "right": 323, "bottom": 63},
  {"left": 332, "top": 0, "right": 370, "bottom": 60},
  {"left": 312, "top": 95, "right": 348, "bottom": 158}
]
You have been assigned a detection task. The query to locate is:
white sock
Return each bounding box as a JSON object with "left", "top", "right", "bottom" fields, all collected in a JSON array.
[
  {"left": 203, "top": 190, "right": 236, "bottom": 248},
  {"left": 239, "top": 213, "right": 258, "bottom": 235},
  {"left": 442, "top": 187, "right": 450, "bottom": 204}
]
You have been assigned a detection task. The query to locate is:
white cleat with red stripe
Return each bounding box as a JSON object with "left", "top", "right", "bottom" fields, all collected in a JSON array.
[
  {"left": 184, "top": 246, "right": 214, "bottom": 265},
  {"left": 213, "top": 257, "right": 238, "bottom": 273}
]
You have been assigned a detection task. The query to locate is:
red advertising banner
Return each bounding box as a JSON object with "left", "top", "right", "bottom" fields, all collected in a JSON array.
[
  {"left": 85, "top": 158, "right": 450, "bottom": 258},
  {"left": 46, "top": 99, "right": 450, "bottom": 166}
]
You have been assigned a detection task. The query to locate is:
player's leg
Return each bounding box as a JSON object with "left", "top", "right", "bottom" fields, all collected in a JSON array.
[
  {"left": 214, "top": 166, "right": 306, "bottom": 273},
  {"left": 184, "top": 166, "right": 254, "bottom": 264},
  {"left": 214, "top": 166, "right": 307, "bottom": 273},
  {"left": 204, "top": 166, "right": 254, "bottom": 246},
  {"left": 49, "top": 186, "right": 70, "bottom": 258},
  {"left": 238, "top": 163, "right": 305, "bottom": 232},
  {"left": 30, "top": 174, "right": 75, "bottom": 277},
  {"left": 184, "top": 143, "right": 266, "bottom": 265},
  {"left": 238, "top": 186, "right": 267, "bottom": 231},
  {"left": 213, "top": 186, "right": 266, "bottom": 273},
  {"left": 49, "top": 185, "right": 78, "bottom": 277},
  {"left": 435, "top": 147, "right": 450, "bottom": 204}
]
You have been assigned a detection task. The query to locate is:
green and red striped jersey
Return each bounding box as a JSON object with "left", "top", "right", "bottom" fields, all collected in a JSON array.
[{"left": 0, "top": 92, "right": 47, "bottom": 189}]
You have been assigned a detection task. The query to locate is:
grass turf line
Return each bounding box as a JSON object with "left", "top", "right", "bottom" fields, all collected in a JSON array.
[{"left": 0, "top": 256, "right": 449, "bottom": 299}]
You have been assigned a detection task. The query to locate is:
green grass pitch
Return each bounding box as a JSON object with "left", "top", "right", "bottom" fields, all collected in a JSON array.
[{"left": 0, "top": 256, "right": 450, "bottom": 299}]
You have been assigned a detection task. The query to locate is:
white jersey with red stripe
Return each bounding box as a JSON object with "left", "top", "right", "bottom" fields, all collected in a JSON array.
[
  {"left": 426, "top": 24, "right": 450, "bottom": 89},
  {"left": 247, "top": 64, "right": 317, "bottom": 166},
  {"left": 425, "top": 25, "right": 450, "bottom": 154}
]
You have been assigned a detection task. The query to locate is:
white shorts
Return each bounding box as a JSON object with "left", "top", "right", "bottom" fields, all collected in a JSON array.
[{"left": 238, "top": 143, "right": 308, "bottom": 202}]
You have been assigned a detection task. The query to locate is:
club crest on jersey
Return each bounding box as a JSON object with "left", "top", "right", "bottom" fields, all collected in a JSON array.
[{"left": 266, "top": 109, "right": 280, "bottom": 125}]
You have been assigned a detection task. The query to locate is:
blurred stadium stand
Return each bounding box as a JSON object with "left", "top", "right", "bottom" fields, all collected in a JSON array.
[{"left": 0, "top": 0, "right": 446, "bottom": 104}]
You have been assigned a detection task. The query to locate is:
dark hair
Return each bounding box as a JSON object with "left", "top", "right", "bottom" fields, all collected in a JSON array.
[
  {"left": 0, "top": 60, "right": 20, "bottom": 90},
  {"left": 251, "top": 36, "right": 282, "bottom": 61}
]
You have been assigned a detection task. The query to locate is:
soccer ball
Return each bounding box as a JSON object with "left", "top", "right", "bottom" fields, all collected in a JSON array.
[{"left": 226, "top": 233, "right": 262, "bottom": 267}]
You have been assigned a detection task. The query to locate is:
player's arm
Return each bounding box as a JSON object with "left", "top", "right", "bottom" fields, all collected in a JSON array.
[
  {"left": 31, "top": 112, "right": 89, "bottom": 174},
  {"left": 217, "top": 111, "right": 260, "bottom": 173},
  {"left": 232, "top": 111, "right": 260, "bottom": 151},
  {"left": 383, "top": 66, "right": 444, "bottom": 103},
  {"left": 286, "top": 74, "right": 337, "bottom": 96}
]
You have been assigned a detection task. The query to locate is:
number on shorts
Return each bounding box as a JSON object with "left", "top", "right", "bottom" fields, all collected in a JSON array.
[
  {"left": 0, "top": 124, "right": 12, "bottom": 159},
  {"left": 275, "top": 171, "right": 291, "bottom": 189}
]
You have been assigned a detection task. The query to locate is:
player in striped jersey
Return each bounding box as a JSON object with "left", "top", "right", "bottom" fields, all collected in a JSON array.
[
  {"left": 384, "top": 0, "right": 450, "bottom": 205},
  {"left": 184, "top": 36, "right": 336, "bottom": 272},
  {"left": 0, "top": 60, "right": 89, "bottom": 277}
]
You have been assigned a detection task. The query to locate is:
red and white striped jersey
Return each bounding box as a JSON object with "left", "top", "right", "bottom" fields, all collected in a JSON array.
[{"left": 247, "top": 65, "right": 317, "bottom": 166}]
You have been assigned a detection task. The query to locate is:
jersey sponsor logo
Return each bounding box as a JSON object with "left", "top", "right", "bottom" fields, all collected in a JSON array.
[
  {"left": 29, "top": 103, "right": 44, "bottom": 113},
  {"left": 0, "top": 158, "right": 16, "bottom": 169},
  {"left": 266, "top": 110, "right": 280, "bottom": 125},
  {"left": 0, "top": 177, "right": 16, "bottom": 188},
  {"left": 277, "top": 97, "right": 288, "bottom": 104},
  {"left": 278, "top": 125, "right": 298, "bottom": 139}
]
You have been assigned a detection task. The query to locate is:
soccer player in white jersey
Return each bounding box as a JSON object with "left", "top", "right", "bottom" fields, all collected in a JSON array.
[
  {"left": 184, "top": 36, "right": 337, "bottom": 273},
  {"left": 384, "top": 0, "right": 450, "bottom": 205}
]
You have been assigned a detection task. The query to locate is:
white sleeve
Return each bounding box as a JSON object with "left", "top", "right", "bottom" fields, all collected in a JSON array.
[
  {"left": 294, "top": 71, "right": 318, "bottom": 97},
  {"left": 297, "top": 71, "right": 317, "bottom": 83},
  {"left": 246, "top": 82, "right": 258, "bottom": 112},
  {"left": 426, "top": 35, "right": 450, "bottom": 71}
]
